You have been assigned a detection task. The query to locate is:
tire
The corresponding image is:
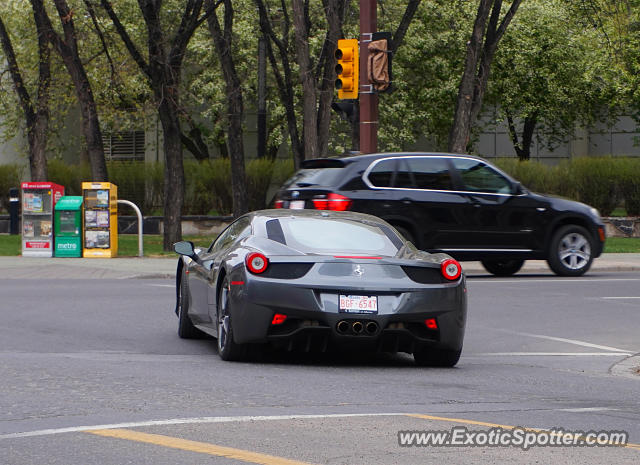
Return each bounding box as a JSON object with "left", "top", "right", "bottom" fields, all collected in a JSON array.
[
  {"left": 216, "top": 276, "right": 246, "bottom": 361},
  {"left": 547, "top": 225, "right": 594, "bottom": 277},
  {"left": 177, "top": 271, "right": 205, "bottom": 339},
  {"left": 414, "top": 348, "right": 461, "bottom": 367},
  {"left": 394, "top": 225, "right": 416, "bottom": 245},
  {"left": 481, "top": 259, "right": 525, "bottom": 277}
]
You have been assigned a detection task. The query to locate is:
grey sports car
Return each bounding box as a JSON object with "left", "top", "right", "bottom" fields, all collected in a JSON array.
[{"left": 173, "top": 210, "right": 467, "bottom": 366}]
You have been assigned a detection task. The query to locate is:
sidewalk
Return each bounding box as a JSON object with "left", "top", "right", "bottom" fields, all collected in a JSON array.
[{"left": 1, "top": 254, "right": 639, "bottom": 280}]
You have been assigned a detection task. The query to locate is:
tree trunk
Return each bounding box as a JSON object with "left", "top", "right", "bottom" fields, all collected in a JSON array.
[
  {"left": 448, "top": 0, "right": 522, "bottom": 154},
  {"left": 507, "top": 112, "right": 537, "bottom": 161},
  {"left": 316, "top": 0, "right": 345, "bottom": 157},
  {"left": 207, "top": 0, "right": 248, "bottom": 217},
  {"left": 100, "top": 0, "right": 211, "bottom": 249},
  {"left": 292, "top": 0, "right": 319, "bottom": 160},
  {"left": 157, "top": 95, "right": 185, "bottom": 251},
  {"left": 33, "top": 0, "right": 108, "bottom": 181},
  {"left": 448, "top": 0, "right": 492, "bottom": 153},
  {"left": 0, "top": 14, "right": 50, "bottom": 181}
]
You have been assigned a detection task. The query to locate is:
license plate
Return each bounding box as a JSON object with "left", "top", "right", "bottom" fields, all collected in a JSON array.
[
  {"left": 339, "top": 295, "right": 378, "bottom": 314},
  {"left": 289, "top": 200, "right": 305, "bottom": 209}
]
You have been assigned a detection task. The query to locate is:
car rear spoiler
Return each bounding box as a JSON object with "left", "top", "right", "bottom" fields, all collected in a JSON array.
[{"left": 301, "top": 158, "right": 348, "bottom": 169}]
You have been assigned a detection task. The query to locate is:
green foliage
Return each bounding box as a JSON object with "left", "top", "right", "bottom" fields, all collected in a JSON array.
[
  {"left": 0, "top": 164, "right": 23, "bottom": 212},
  {"left": 565, "top": 157, "right": 619, "bottom": 216},
  {"left": 617, "top": 158, "right": 640, "bottom": 216},
  {"left": 46, "top": 159, "right": 91, "bottom": 195},
  {"left": 183, "top": 158, "right": 294, "bottom": 215},
  {"left": 496, "top": 157, "right": 640, "bottom": 217}
]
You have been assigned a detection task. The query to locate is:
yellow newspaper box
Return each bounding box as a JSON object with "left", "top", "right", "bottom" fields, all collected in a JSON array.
[{"left": 82, "top": 182, "right": 118, "bottom": 257}]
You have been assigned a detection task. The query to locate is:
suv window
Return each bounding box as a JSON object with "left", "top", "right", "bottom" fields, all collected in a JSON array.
[
  {"left": 401, "top": 157, "right": 453, "bottom": 190},
  {"left": 367, "top": 159, "right": 396, "bottom": 187},
  {"left": 282, "top": 168, "right": 345, "bottom": 188},
  {"left": 451, "top": 158, "right": 513, "bottom": 194}
]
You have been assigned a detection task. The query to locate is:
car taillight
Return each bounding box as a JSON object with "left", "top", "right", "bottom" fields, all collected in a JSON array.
[
  {"left": 271, "top": 313, "right": 287, "bottom": 325},
  {"left": 274, "top": 199, "right": 284, "bottom": 209},
  {"left": 312, "top": 193, "right": 352, "bottom": 211},
  {"left": 441, "top": 258, "right": 461, "bottom": 280},
  {"left": 424, "top": 318, "right": 438, "bottom": 330},
  {"left": 246, "top": 252, "right": 269, "bottom": 274}
]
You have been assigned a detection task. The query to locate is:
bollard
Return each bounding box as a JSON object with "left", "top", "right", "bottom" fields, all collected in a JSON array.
[{"left": 9, "top": 187, "right": 19, "bottom": 235}]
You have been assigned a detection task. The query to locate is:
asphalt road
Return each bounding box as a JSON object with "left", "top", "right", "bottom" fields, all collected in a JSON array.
[{"left": 1, "top": 271, "right": 639, "bottom": 464}]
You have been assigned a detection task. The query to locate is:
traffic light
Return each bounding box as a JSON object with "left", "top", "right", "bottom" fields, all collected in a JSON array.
[{"left": 335, "top": 39, "right": 359, "bottom": 99}]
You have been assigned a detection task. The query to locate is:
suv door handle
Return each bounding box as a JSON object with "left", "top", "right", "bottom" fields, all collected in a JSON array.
[{"left": 401, "top": 198, "right": 412, "bottom": 205}]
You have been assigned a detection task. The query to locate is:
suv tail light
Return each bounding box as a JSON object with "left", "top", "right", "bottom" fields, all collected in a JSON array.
[
  {"left": 441, "top": 258, "right": 462, "bottom": 280},
  {"left": 246, "top": 252, "right": 269, "bottom": 274},
  {"left": 312, "top": 193, "right": 352, "bottom": 211},
  {"left": 274, "top": 199, "right": 284, "bottom": 209}
]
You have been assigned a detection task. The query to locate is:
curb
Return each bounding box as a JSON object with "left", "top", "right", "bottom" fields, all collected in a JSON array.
[{"left": 610, "top": 353, "right": 640, "bottom": 379}]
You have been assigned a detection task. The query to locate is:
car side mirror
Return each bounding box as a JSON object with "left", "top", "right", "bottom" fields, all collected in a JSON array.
[
  {"left": 174, "top": 241, "right": 195, "bottom": 257},
  {"left": 513, "top": 181, "right": 525, "bottom": 195}
]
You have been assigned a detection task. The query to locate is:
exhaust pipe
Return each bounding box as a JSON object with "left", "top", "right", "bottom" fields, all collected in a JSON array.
[
  {"left": 337, "top": 320, "right": 350, "bottom": 334},
  {"left": 352, "top": 321, "right": 364, "bottom": 334},
  {"left": 365, "top": 321, "right": 379, "bottom": 335}
]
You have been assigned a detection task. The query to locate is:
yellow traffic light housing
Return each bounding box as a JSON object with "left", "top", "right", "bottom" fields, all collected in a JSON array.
[{"left": 335, "top": 39, "right": 359, "bottom": 99}]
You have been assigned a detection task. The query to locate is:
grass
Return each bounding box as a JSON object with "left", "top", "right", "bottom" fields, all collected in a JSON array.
[
  {"left": 603, "top": 237, "right": 640, "bottom": 253},
  {"left": 0, "top": 234, "right": 211, "bottom": 257},
  {"left": 2, "top": 234, "right": 640, "bottom": 256}
]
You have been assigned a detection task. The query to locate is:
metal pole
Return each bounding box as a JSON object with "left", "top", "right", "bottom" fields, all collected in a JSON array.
[
  {"left": 359, "top": 0, "right": 378, "bottom": 154},
  {"left": 117, "top": 199, "right": 144, "bottom": 257}
]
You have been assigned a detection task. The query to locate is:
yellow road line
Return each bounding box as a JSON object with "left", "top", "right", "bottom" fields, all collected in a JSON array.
[
  {"left": 85, "top": 428, "right": 317, "bottom": 465},
  {"left": 406, "top": 414, "right": 640, "bottom": 450}
]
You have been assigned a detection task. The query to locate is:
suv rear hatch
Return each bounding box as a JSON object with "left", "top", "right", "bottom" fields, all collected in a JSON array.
[{"left": 275, "top": 159, "right": 353, "bottom": 211}]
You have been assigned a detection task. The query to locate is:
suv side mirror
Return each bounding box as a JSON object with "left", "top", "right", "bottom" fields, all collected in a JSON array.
[
  {"left": 174, "top": 241, "right": 195, "bottom": 257},
  {"left": 513, "top": 182, "right": 525, "bottom": 195}
]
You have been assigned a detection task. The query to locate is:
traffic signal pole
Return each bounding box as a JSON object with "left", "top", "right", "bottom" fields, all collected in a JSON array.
[{"left": 359, "top": 0, "right": 378, "bottom": 154}]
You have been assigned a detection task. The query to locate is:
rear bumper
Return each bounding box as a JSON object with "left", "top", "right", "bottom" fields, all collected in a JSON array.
[{"left": 228, "top": 277, "right": 467, "bottom": 353}]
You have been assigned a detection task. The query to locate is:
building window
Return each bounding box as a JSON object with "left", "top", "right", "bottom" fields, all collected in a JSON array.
[{"left": 103, "top": 131, "right": 145, "bottom": 161}]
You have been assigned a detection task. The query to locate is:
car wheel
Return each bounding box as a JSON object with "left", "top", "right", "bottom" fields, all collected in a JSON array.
[
  {"left": 481, "top": 259, "right": 525, "bottom": 277},
  {"left": 547, "top": 225, "right": 594, "bottom": 277},
  {"left": 177, "top": 271, "right": 204, "bottom": 339},
  {"left": 394, "top": 225, "right": 415, "bottom": 245},
  {"left": 414, "top": 348, "right": 461, "bottom": 367},
  {"left": 216, "top": 276, "right": 246, "bottom": 361}
]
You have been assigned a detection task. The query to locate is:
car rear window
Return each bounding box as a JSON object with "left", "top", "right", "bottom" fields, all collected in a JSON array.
[
  {"left": 274, "top": 217, "right": 400, "bottom": 256},
  {"left": 282, "top": 168, "right": 346, "bottom": 189}
]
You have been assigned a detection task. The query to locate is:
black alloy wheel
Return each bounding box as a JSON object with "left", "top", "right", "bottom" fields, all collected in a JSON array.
[
  {"left": 217, "top": 276, "right": 246, "bottom": 361},
  {"left": 178, "top": 270, "right": 204, "bottom": 339}
]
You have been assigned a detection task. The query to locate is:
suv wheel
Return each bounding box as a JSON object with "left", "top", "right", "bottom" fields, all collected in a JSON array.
[
  {"left": 481, "top": 259, "right": 525, "bottom": 277},
  {"left": 547, "top": 225, "right": 594, "bottom": 277}
]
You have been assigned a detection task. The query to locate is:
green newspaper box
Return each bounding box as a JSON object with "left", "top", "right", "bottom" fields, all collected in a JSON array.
[{"left": 54, "top": 196, "right": 83, "bottom": 257}]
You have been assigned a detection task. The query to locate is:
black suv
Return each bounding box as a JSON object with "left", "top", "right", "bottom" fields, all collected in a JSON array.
[{"left": 274, "top": 152, "right": 606, "bottom": 277}]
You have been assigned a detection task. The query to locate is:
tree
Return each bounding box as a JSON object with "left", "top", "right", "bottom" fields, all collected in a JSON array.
[
  {"left": 0, "top": 6, "right": 50, "bottom": 181},
  {"left": 32, "top": 0, "right": 108, "bottom": 181},
  {"left": 489, "top": 0, "right": 613, "bottom": 160},
  {"left": 100, "top": 0, "right": 214, "bottom": 250},
  {"left": 206, "top": 0, "right": 248, "bottom": 217},
  {"left": 448, "top": 0, "right": 522, "bottom": 153}
]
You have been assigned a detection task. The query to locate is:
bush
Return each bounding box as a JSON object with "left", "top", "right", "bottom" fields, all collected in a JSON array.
[
  {"left": 563, "top": 157, "right": 619, "bottom": 216},
  {"left": 0, "top": 164, "right": 23, "bottom": 212},
  {"left": 494, "top": 158, "right": 562, "bottom": 195},
  {"left": 618, "top": 158, "right": 640, "bottom": 216},
  {"left": 47, "top": 159, "right": 91, "bottom": 195}
]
